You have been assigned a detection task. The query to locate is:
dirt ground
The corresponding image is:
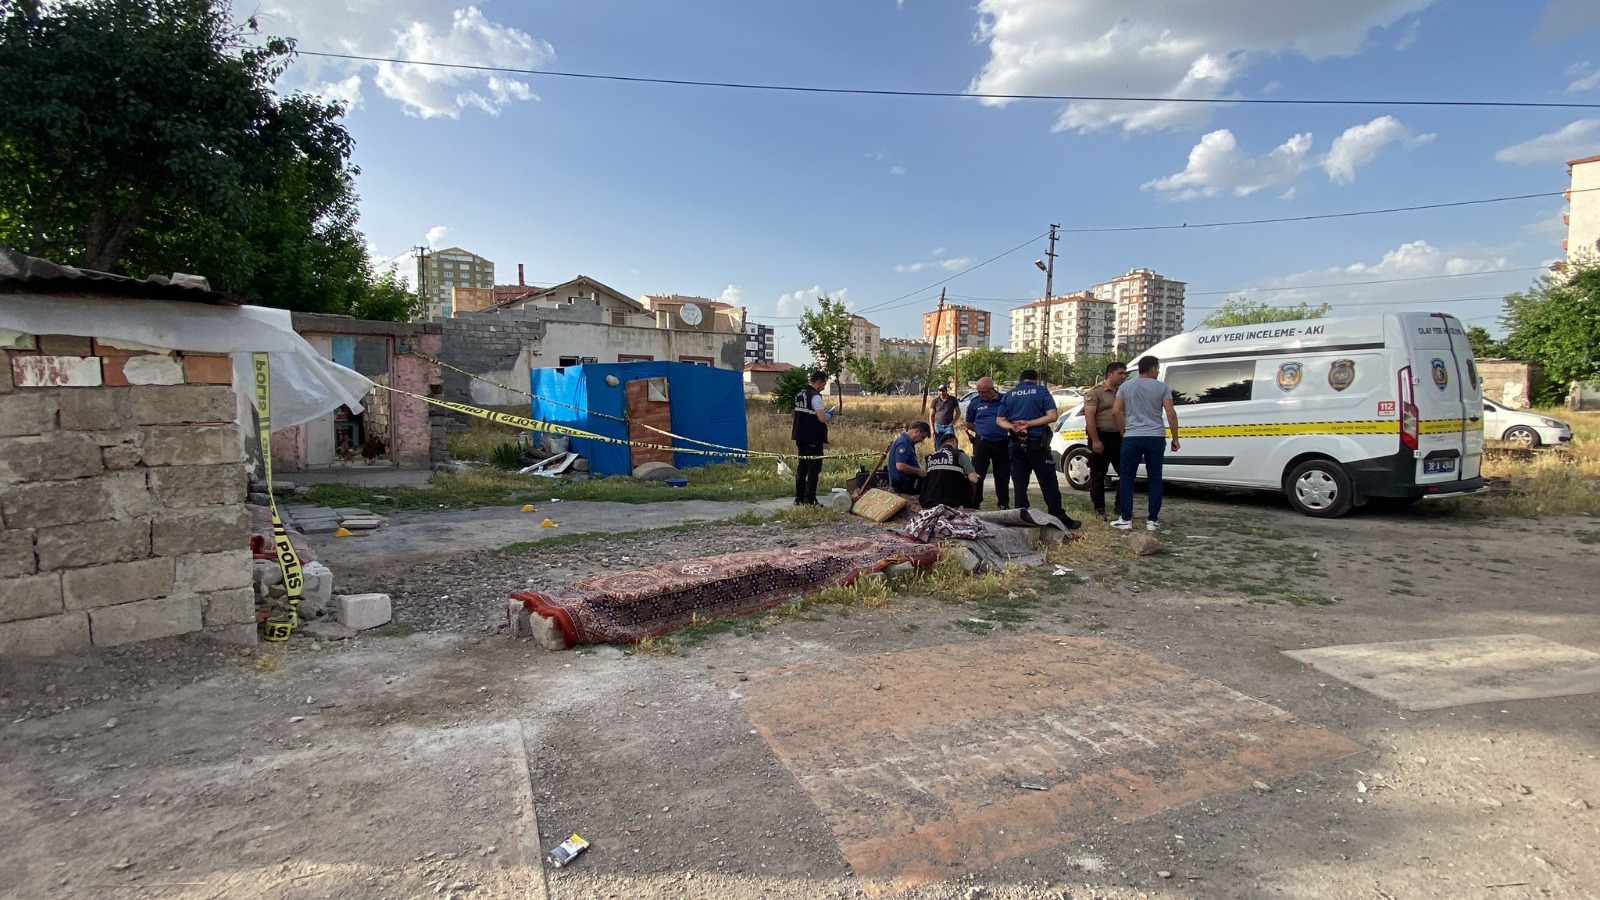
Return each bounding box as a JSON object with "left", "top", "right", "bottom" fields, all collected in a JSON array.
[{"left": 2, "top": 487, "right": 1598, "bottom": 900}]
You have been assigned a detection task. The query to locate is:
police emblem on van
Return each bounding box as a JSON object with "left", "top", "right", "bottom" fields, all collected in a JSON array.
[
  {"left": 1276, "top": 362, "right": 1304, "bottom": 392},
  {"left": 1430, "top": 358, "right": 1449, "bottom": 391},
  {"left": 1328, "top": 359, "right": 1355, "bottom": 392}
]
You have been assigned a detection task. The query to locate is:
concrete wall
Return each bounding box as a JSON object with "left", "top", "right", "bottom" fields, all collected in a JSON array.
[
  {"left": 1, "top": 337, "right": 253, "bottom": 656},
  {"left": 1569, "top": 158, "right": 1600, "bottom": 264},
  {"left": 1477, "top": 360, "right": 1542, "bottom": 409}
]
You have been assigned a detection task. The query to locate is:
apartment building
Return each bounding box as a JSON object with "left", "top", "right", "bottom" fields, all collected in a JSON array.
[
  {"left": 1567, "top": 154, "right": 1600, "bottom": 265},
  {"left": 878, "top": 337, "right": 933, "bottom": 363},
  {"left": 849, "top": 315, "right": 881, "bottom": 360},
  {"left": 1092, "top": 268, "right": 1185, "bottom": 357},
  {"left": 417, "top": 247, "right": 494, "bottom": 319},
  {"left": 921, "top": 305, "right": 990, "bottom": 359},
  {"left": 1008, "top": 291, "right": 1116, "bottom": 361},
  {"left": 744, "top": 321, "right": 776, "bottom": 363}
]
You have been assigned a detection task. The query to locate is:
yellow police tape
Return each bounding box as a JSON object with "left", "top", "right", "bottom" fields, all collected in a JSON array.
[
  {"left": 252, "top": 353, "right": 304, "bottom": 640},
  {"left": 417, "top": 352, "right": 789, "bottom": 459},
  {"left": 373, "top": 384, "right": 875, "bottom": 463}
]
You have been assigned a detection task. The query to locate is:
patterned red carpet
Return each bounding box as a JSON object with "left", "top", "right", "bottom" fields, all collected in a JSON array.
[{"left": 511, "top": 535, "right": 939, "bottom": 647}]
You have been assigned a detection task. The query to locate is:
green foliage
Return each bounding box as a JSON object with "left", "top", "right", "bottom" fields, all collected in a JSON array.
[
  {"left": 874, "top": 349, "right": 925, "bottom": 394},
  {"left": 0, "top": 0, "right": 405, "bottom": 319},
  {"left": 488, "top": 442, "right": 524, "bottom": 470},
  {"left": 847, "top": 355, "right": 893, "bottom": 394},
  {"left": 1501, "top": 262, "right": 1600, "bottom": 404},
  {"left": 771, "top": 366, "right": 811, "bottom": 412},
  {"left": 1201, "top": 298, "right": 1332, "bottom": 328},
  {"left": 1465, "top": 325, "right": 1503, "bottom": 360},
  {"left": 351, "top": 265, "right": 426, "bottom": 322},
  {"left": 797, "top": 295, "right": 855, "bottom": 406}
]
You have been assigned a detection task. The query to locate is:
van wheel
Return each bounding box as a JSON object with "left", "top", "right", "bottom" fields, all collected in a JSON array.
[
  {"left": 1502, "top": 425, "right": 1540, "bottom": 448},
  {"left": 1285, "top": 459, "right": 1354, "bottom": 518},
  {"left": 1062, "top": 447, "right": 1093, "bottom": 491}
]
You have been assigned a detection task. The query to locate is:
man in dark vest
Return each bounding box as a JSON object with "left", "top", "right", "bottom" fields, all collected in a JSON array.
[
  {"left": 792, "top": 370, "right": 830, "bottom": 505},
  {"left": 920, "top": 434, "right": 980, "bottom": 509}
]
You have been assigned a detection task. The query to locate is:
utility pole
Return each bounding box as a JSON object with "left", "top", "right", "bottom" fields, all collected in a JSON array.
[
  {"left": 1036, "top": 224, "right": 1059, "bottom": 387},
  {"left": 413, "top": 245, "right": 431, "bottom": 317},
  {"left": 920, "top": 289, "right": 946, "bottom": 416}
]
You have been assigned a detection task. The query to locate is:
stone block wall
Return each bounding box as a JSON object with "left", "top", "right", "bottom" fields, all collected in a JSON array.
[{"left": 0, "top": 336, "right": 252, "bottom": 656}]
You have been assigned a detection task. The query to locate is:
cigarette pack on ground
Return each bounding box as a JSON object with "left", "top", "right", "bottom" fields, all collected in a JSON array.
[
  {"left": 851, "top": 488, "right": 906, "bottom": 523},
  {"left": 547, "top": 834, "right": 589, "bottom": 868}
]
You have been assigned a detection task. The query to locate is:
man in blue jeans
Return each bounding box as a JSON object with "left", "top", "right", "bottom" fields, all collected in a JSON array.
[
  {"left": 997, "top": 369, "right": 1081, "bottom": 530},
  {"left": 1110, "top": 355, "right": 1180, "bottom": 532}
]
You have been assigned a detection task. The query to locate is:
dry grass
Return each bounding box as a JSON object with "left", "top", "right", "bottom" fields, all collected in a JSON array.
[
  {"left": 1452, "top": 408, "right": 1600, "bottom": 517},
  {"left": 444, "top": 408, "right": 533, "bottom": 463}
]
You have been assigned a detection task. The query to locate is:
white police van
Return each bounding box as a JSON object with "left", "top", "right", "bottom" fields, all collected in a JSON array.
[{"left": 1053, "top": 312, "right": 1487, "bottom": 517}]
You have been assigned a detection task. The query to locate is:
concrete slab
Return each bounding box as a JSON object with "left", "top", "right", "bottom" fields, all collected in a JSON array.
[
  {"left": 1284, "top": 633, "right": 1600, "bottom": 711},
  {"left": 309, "top": 497, "right": 792, "bottom": 568},
  {"left": 740, "top": 634, "right": 1363, "bottom": 895}
]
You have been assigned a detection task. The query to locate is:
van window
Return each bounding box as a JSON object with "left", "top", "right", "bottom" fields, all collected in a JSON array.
[
  {"left": 1166, "top": 360, "right": 1255, "bottom": 405},
  {"left": 1465, "top": 358, "right": 1479, "bottom": 390}
]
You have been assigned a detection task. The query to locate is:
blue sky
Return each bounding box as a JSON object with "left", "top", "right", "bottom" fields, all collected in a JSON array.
[{"left": 245, "top": 0, "right": 1600, "bottom": 361}]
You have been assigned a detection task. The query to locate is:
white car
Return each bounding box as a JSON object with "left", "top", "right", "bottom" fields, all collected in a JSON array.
[
  {"left": 1049, "top": 402, "right": 1099, "bottom": 490},
  {"left": 1481, "top": 398, "right": 1572, "bottom": 448}
]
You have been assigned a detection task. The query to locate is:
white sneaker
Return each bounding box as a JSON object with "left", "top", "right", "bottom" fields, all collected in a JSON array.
[
  {"left": 1110, "top": 518, "right": 1132, "bottom": 530},
  {"left": 1146, "top": 520, "right": 1159, "bottom": 532}
]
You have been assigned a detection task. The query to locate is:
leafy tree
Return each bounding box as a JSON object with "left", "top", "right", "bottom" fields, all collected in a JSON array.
[
  {"left": 874, "top": 350, "right": 925, "bottom": 394},
  {"left": 350, "top": 266, "right": 425, "bottom": 322},
  {"left": 1464, "top": 325, "right": 1503, "bottom": 360},
  {"left": 796, "top": 295, "right": 855, "bottom": 409},
  {"left": 1500, "top": 262, "right": 1600, "bottom": 404},
  {"left": 1075, "top": 353, "right": 1125, "bottom": 385},
  {"left": 0, "top": 0, "right": 402, "bottom": 319},
  {"left": 1201, "top": 297, "right": 1332, "bottom": 328},
  {"left": 771, "top": 367, "right": 811, "bottom": 413},
  {"left": 846, "top": 355, "right": 892, "bottom": 395}
]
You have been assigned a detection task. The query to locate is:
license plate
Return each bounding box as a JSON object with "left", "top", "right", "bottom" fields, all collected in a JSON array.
[{"left": 1424, "top": 458, "right": 1456, "bottom": 474}]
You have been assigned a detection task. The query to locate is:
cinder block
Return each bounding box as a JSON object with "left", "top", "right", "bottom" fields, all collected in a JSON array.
[
  {"left": 203, "top": 622, "right": 257, "bottom": 646},
  {"left": 201, "top": 587, "right": 256, "bottom": 626},
  {"left": 121, "top": 354, "right": 184, "bottom": 386},
  {"left": 0, "top": 611, "right": 90, "bottom": 656},
  {"left": 153, "top": 506, "right": 248, "bottom": 556},
  {"left": 61, "top": 558, "right": 175, "bottom": 610},
  {"left": 181, "top": 353, "right": 233, "bottom": 385},
  {"left": 301, "top": 560, "right": 333, "bottom": 609},
  {"left": 0, "top": 349, "right": 11, "bottom": 393},
  {"left": 334, "top": 592, "right": 392, "bottom": 630},
  {"left": 175, "top": 549, "right": 251, "bottom": 593},
  {"left": 0, "top": 433, "right": 104, "bottom": 485},
  {"left": 0, "top": 392, "right": 56, "bottom": 437},
  {"left": 34, "top": 519, "right": 151, "bottom": 570},
  {"left": 0, "top": 471, "right": 151, "bottom": 530},
  {"left": 12, "top": 355, "right": 102, "bottom": 387},
  {"left": 0, "top": 573, "right": 63, "bottom": 622},
  {"left": 56, "top": 386, "right": 131, "bottom": 431},
  {"left": 141, "top": 425, "right": 243, "bottom": 467},
  {"left": 148, "top": 464, "right": 246, "bottom": 508},
  {"left": 88, "top": 594, "right": 202, "bottom": 647},
  {"left": 101, "top": 442, "right": 143, "bottom": 470},
  {"left": 0, "top": 529, "right": 34, "bottom": 578},
  {"left": 37, "top": 335, "right": 94, "bottom": 356},
  {"left": 131, "top": 384, "right": 236, "bottom": 425}
]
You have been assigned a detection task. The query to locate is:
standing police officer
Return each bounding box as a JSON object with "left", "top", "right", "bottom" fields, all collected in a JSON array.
[
  {"left": 997, "top": 369, "right": 1082, "bottom": 530},
  {"left": 965, "top": 376, "right": 1011, "bottom": 509},
  {"left": 792, "top": 370, "right": 830, "bottom": 505}
]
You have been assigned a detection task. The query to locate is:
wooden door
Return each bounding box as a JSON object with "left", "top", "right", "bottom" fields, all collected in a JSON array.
[{"left": 625, "top": 378, "right": 675, "bottom": 469}]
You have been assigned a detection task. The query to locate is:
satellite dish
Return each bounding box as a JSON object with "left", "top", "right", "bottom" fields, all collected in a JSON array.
[{"left": 679, "top": 303, "right": 703, "bottom": 326}]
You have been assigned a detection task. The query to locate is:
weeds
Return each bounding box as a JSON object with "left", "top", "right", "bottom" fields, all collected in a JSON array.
[{"left": 369, "top": 622, "right": 417, "bottom": 638}]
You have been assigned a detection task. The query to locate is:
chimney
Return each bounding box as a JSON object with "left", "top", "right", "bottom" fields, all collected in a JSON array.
[{"left": 518, "top": 263, "right": 525, "bottom": 286}]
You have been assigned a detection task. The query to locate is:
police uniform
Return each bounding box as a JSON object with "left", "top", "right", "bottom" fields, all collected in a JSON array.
[
  {"left": 918, "top": 446, "right": 975, "bottom": 509},
  {"left": 966, "top": 394, "right": 1011, "bottom": 509},
  {"left": 791, "top": 384, "right": 828, "bottom": 504},
  {"left": 1001, "top": 380, "right": 1074, "bottom": 527}
]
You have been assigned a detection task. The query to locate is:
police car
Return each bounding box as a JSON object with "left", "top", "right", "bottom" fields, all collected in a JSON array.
[{"left": 1051, "top": 312, "right": 1488, "bottom": 517}]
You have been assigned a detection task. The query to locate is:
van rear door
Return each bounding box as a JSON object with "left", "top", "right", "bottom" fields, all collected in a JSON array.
[{"left": 1402, "top": 313, "right": 1480, "bottom": 486}]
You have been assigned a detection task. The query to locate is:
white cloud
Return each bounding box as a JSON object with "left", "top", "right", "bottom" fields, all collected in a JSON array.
[
  {"left": 1393, "top": 20, "right": 1421, "bottom": 50},
  {"left": 865, "top": 149, "right": 889, "bottom": 160},
  {"left": 314, "top": 74, "right": 365, "bottom": 110},
  {"left": 243, "top": 1, "right": 554, "bottom": 118},
  {"left": 1567, "top": 62, "right": 1600, "bottom": 93},
  {"left": 1146, "top": 116, "right": 1429, "bottom": 198},
  {"left": 1494, "top": 119, "right": 1600, "bottom": 164},
  {"left": 1524, "top": 207, "right": 1570, "bottom": 244},
  {"left": 1143, "top": 129, "right": 1314, "bottom": 198},
  {"left": 888, "top": 164, "right": 908, "bottom": 176},
  {"left": 776, "top": 286, "right": 850, "bottom": 318},
  {"left": 425, "top": 225, "right": 451, "bottom": 247},
  {"left": 894, "top": 255, "right": 973, "bottom": 274},
  {"left": 1212, "top": 240, "right": 1517, "bottom": 312},
  {"left": 718, "top": 284, "right": 744, "bottom": 306},
  {"left": 931, "top": 247, "right": 947, "bottom": 257},
  {"left": 967, "top": 0, "right": 1437, "bottom": 132}
]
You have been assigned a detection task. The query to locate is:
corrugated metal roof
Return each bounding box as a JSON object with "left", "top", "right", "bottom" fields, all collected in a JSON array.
[{"left": 0, "top": 247, "right": 239, "bottom": 305}]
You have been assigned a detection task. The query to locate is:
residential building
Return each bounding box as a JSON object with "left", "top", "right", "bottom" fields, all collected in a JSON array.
[
  {"left": 418, "top": 247, "right": 494, "bottom": 318},
  {"left": 849, "top": 315, "right": 881, "bottom": 360},
  {"left": 488, "top": 275, "right": 647, "bottom": 326},
  {"left": 922, "top": 304, "right": 990, "bottom": 359},
  {"left": 1008, "top": 291, "right": 1115, "bottom": 361},
  {"left": 878, "top": 337, "right": 933, "bottom": 363},
  {"left": 743, "top": 360, "right": 795, "bottom": 394},
  {"left": 744, "top": 320, "right": 776, "bottom": 363},
  {"left": 1092, "top": 268, "right": 1185, "bottom": 357},
  {"left": 639, "top": 294, "right": 745, "bottom": 334},
  {"left": 1567, "top": 154, "right": 1600, "bottom": 265}
]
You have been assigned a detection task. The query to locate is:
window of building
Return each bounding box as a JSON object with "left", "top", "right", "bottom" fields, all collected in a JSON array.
[
  {"left": 679, "top": 356, "right": 714, "bottom": 367},
  {"left": 1166, "top": 360, "right": 1255, "bottom": 405},
  {"left": 617, "top": 354, "right": 654, "bottom": 362}
]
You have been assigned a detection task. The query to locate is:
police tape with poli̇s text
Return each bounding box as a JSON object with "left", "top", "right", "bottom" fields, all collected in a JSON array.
[{"left": 251, "top": 353, "right": 305, "bottom": 636}]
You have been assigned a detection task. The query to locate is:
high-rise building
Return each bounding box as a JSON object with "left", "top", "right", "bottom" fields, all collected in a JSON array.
[
  {"left": 1566, "top": 154, "right": 1600, "bottom": 265},
  {"left": 417, "top": 247, "right": 494, "bottom": 319},
  {"left": 1093, "top": 268, "right": 1185, "bottom": 357},
  {"left": 921, "top": 305, "right": 990, "bottom": 359},
  {"left": 744, "top": 321, "right": 776, "bottom": 363},
  {"left": 1008, "top": 291, "right": 1116, "bottom": 361},
  {"left": 849, "top": 315, "right": 881, "bottom": 360}
]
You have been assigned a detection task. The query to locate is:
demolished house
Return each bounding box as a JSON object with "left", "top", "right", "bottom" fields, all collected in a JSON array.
[{"left": 0, "top": 250, "right": 371, "bottom": 656}]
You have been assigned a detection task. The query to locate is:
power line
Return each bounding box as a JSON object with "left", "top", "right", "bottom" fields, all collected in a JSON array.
[
  {"left": 852, "top": 232, "right": 1049, "bottom": 316},
  {"left": 298, "top": 50, "right": 1600, "bottom": 111}
]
